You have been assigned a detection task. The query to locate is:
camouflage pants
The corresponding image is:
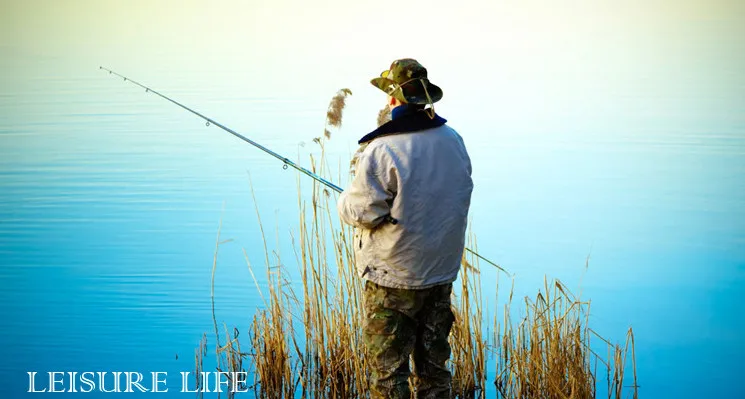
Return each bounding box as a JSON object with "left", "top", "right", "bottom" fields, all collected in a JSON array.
[{"left": 363, "top": 280, "right": 455, "bottom": 399}]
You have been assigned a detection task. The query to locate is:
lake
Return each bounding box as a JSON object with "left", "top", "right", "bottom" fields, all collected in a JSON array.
[{"left": 1, "top": 1, "right": 744, "bottom": 397}]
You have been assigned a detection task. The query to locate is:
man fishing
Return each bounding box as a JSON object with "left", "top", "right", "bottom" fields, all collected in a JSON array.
[{"left": 337, "top": 59, "right": 474, "bottom": 399}]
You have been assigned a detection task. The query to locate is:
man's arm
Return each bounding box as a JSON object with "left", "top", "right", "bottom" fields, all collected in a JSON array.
[{"left": 337, "top": 144, "right": 396, "bottom": 229}]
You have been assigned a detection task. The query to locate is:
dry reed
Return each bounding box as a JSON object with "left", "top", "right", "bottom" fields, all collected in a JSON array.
[
  {"left": 326, "top": 88, "right": 353, "bottom": 130},
  {"left": 376, "top": 106, "right": 391, "bottom": 127},
  {"left": 198, "top": 89, "right": 638, "bottom": 399}
]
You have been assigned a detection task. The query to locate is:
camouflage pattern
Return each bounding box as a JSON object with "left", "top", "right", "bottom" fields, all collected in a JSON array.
[
  {"left": 363, "top": 280, "right": 455, "bottom": 399},
  {"left": 370, "top": 59, "right": 444, "bottom": 105}
]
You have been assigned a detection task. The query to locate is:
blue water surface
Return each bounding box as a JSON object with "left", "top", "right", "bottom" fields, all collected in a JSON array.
[{"left": 1, "top": 26, "right": 744, "bottom": 398}]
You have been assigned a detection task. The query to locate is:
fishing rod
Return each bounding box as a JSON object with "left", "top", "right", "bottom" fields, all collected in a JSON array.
[
  {"left": 99, "top": 66, "right": 508, "bottom": 275},
  {"left": 99, "top": 67, "right": 343, "bottom": 193}
]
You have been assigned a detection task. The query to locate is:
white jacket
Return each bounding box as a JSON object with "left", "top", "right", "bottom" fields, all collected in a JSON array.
[{"left": 337, "top": 122, "right": 473, "bottom": 289}]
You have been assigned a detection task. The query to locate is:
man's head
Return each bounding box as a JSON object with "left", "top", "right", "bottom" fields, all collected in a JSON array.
[{"left": 371, "top": 58, "right": 443, "bottom": 108}]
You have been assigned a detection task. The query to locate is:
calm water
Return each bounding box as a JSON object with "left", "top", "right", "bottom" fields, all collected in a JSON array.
[{"left": 1, "top": 3, "right": 745, "bottom": 397}]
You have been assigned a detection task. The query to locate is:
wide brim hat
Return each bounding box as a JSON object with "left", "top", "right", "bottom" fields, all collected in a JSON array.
[{"left": 370, "top": 58, "right": 443, "bottom": 105}]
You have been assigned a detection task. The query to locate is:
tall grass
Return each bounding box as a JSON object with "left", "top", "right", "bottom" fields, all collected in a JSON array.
[{"left": 200, "top": 89, "right": 638, "bottom": 398}]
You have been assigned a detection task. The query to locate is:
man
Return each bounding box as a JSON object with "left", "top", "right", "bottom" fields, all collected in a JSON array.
[{"left": 337, "top": 59, "right": 474, "bottom": 399}]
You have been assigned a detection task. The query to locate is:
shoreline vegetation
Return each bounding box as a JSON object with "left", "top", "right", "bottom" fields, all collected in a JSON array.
[{"left": 195, "top": 89, "right": 638, "bottom": 398}]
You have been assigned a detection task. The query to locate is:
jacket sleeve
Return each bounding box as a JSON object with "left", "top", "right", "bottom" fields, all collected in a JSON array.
[{"left": 337, "top": 144, "right": 396, "bottom": 229}]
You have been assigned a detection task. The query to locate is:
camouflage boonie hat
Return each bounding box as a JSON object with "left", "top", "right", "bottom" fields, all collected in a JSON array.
[{"left": 370, "top": 58, "right": 443, "bottom": 105}]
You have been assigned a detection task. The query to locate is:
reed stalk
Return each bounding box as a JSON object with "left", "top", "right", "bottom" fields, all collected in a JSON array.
[{"left": 200, "top": 89, "right": 638, "bottom": 399}]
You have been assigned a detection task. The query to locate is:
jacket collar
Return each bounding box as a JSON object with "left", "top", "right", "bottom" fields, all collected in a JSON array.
[{"left": 358, "top": 104, "right": 447, "bottom": 144}]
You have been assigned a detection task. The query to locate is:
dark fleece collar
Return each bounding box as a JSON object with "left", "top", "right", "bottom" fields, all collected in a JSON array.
[{"left": 358, "top": 105, "right": 447, "bottom": 144}]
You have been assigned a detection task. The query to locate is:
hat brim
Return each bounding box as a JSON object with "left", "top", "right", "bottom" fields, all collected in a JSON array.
[{"left": 370, "top": 76, "right": 443, "bottom": 105}]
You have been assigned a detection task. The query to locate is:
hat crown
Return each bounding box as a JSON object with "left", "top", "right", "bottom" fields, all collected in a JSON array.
[{"left": 387, "top": 58, "right": 428, "bottom": 85}]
